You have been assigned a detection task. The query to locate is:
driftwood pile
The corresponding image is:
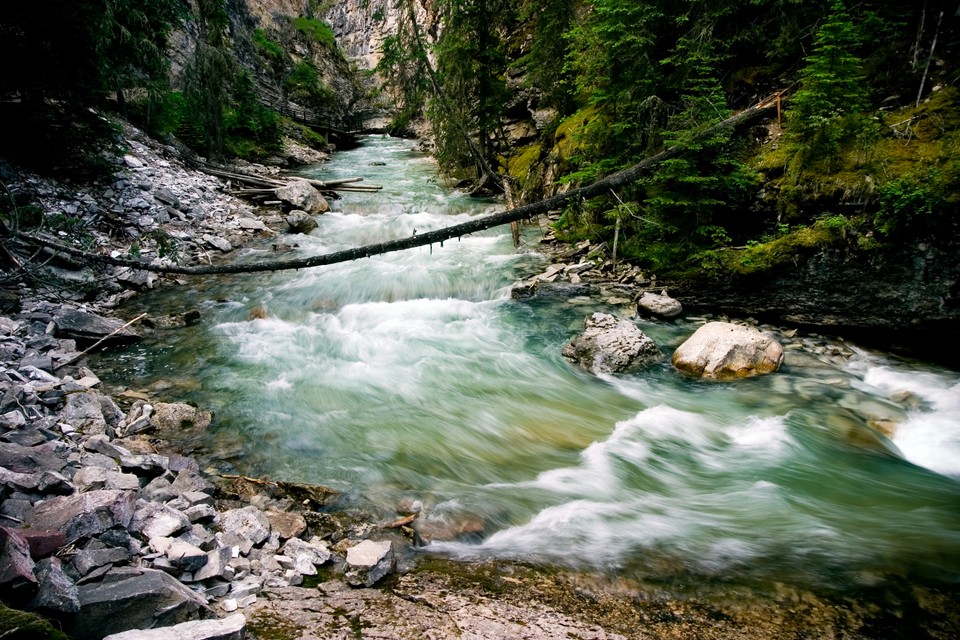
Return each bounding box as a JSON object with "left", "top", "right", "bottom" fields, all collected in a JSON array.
[{"left": 200, "top": 166, "right": 382, "bottom": 204}]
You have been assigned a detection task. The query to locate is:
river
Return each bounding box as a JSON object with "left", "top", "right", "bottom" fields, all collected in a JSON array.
[{"left": 99, "top": 135, "right": 960, "bottom": 593}]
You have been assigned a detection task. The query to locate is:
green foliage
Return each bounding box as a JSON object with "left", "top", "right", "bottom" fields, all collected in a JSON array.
[
  {"left": 517, "top": 0, "right": 576, "bottom": 113},
  {"left": 223, "top": 72, "right": 283, "bottom": 159},
  {"left": 874, "top": 170, "right": 948, "bottom": 236},
  {"left": 254, "top": 29, "right": 286, "bottom": 61},
  {"left": 783, "top": 0, "right": 875, "bottom": 172},
  {"left": 375, "top": 22, "right": 432, "bottom": 136},
  {"left": 284, "top": 62, "right": 334, "bottom": 110},
  {"left": 293, "top": 17, "right": 336, "bottom": 49}
]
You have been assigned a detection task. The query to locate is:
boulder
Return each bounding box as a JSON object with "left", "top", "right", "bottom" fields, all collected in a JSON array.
[
  {"left": 219, "top": 506, "right": 270, "bottom": 545},
  {"left": 53, "top": 310, "right": 141, "bottom": 347},
  {"left": 637, "top": 290, "right": 683, "bottom": 318},
  {"left": 0, "top": 441, "right": 68, "bottom": 474},
  {"left": 282, "top": 537, "right": 331, "bottom": 576},
  {"left": 266, "top": 511, "right": 307, "bottom": 540},
  {"left": 102, "top": 613, "right": 246, "bottom": 640},
  {"left": 73, "top": 568, "right": 209, "bottom": 640},
  {"left": 672, "top": 321, "right": 785, "bottom": 380},
  {"left": 27, "top": 490, "right": 137, "bottom": 544},
  {"left": 344, "top": 539, "right": 393, "bottom": 587},
  {"left": 276, "top": 179, "right": 329, "bottom": 215},
  {"left": 130, "top": 501, "right": 191, "bottom": 539},
  {"left": 0, "top": 526, "right": 37, "bottom": 601},
  {"left": 30, "top": 556, "right": 80, "bottom": 613},
  {"left": 562, "top": 313, "right": 662, "bottom": 375},
  {"left": 285, "top": 210, "right": 318, "bottom": 234},
  {"left": 151, "top": 403, "right": 212, "bottom": 434}
]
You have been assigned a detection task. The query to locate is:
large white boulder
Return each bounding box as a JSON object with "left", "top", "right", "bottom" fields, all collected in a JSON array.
[
  {"left": 562, "top": 313, "right": 661, "bottom": 375},
  {"left": 672, "top": 321, "right": 784, "bottom": 380}
]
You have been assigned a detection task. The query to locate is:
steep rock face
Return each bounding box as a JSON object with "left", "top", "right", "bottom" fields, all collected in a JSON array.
[
  {"left": 669, "top": 237, "right": 960, "bottom": 365},
  {"left": 323, "top": 0, "right": 437, "bottom": 70}
]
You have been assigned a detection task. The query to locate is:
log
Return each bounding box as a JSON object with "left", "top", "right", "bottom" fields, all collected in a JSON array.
[
  {"left": 17, "top": 99, "right": 776, "bottom": 277},
  {"left": 199, "top": 166, "right": 287, "bottom": 188}
]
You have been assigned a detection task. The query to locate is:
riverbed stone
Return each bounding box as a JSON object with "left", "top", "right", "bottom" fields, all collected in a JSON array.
[
  {"left": 102, "top": 613, "right": 246, "bottom": 640},
  {"left": 286, "top": 209, "right": 318, "bottom": 234},
  {"left": 344, "top": 539, "right": 394, "bottom": 587},
  {"left": 73, "top": 568, "right": 209, "bottom": 640},
  {"left": 637, "top": 290, "right": 683, "bottom": 318},
  {"left": 282, "top": 537, "right": 331, "bottom": 576},
  {"left": 27, "top": 490, "right": 137, "bottom": 544},
  {"left": 151, "top": 402, "right": 212, "bottom": 435},
  {"left": 53, "top": 309, "right": 141, "bottom": 347},
  {"left": 276, "top": 179, "right": 329, "bottom": 215},
  {"left": 266, "top": 511, "right": 307, "bottom": 540},
  {"left": 562, "top": 312, "right": 662, "bottom": 375},
  {"left": 219, "top": 506, "right": 271, "bottom": 545},
  {"left": 672, "top": 321, "right": 785, "bottom": 380}
]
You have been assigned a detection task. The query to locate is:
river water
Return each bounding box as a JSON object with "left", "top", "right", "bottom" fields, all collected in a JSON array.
[{"left": 101, "top": 136, "right": 960, "bottom": 592}]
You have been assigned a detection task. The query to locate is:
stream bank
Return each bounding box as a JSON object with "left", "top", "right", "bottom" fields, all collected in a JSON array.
[{"left": 2, "top": 127, "right": 959, "bottom": 639}]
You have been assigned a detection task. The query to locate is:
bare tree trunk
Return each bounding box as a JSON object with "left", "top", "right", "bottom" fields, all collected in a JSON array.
[{"left": 916, "top": 11, "right": 944, "bottom": 107}]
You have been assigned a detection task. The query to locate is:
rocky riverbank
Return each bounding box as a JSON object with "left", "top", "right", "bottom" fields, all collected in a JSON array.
[{"left": 2, "top": 123, "right": 959, "bottom": 640}]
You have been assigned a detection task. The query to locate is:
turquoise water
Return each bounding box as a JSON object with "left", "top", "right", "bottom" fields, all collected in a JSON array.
[{"left": 100, "top": 135, "right": 960, "bottom": 590}]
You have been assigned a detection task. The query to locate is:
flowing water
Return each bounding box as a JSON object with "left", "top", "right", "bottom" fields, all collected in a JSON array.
[{"left": 101, "top": 136, "right": 960, "bottom": 592}]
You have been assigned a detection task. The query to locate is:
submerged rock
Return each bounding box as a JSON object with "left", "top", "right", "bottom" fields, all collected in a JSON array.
[
  {"left": 53, "top": 310, "right": 141, "bottom": 347},
  {"left": 562, "top": 312, "right": 662, "bottom": 375},
  {"left": 672, "top": 321, "right": 784, "bottom": 380}
]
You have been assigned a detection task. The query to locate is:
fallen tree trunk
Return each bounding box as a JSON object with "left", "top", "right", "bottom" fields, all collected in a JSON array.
[{"left": 16, "top": 101, "right": 776, "bottom": 277}]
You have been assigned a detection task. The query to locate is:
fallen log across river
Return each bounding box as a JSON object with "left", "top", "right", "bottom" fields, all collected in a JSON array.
[{"left": 17, "top": 100, "right": 776, "bottom": 276}]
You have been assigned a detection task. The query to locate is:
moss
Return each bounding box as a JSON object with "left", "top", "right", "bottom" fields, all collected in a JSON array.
[
  {"left": 0, "top": 603, "right": 68, "bottom": 640},
  {"left": 246, "top": 611, "right": 302, "bottom": 640},
  {"left": 553, "top": 105, "right": 600, "bottom": 161},
  {"left": 253, "top": 29, "right": 285, "bottom": 61},
  {"left": 292, "top": 17, "right": 336, "bottom": 49},
  {"left": 506, "top": 143, "right": 542, "bottom": 186},
  {"left": 722, "top": 218, "right": 848, "bottom": 275}
]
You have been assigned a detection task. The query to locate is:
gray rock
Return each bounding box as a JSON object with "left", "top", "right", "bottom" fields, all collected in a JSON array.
[
  {"left": 154, "top": 187, "right": 180, "bottom": 208},
  {"left": 266, "top": 511, "right": 307, "bottom": 540},
  {"left": 37, "top": 470, "right": 74, "bottom": 495},
  {"left": 73, "top": 467, "right": 140, "bottom": 492},
  {"left": 219, "top": 506, "right": 270, "bottom": 545},
  {"left": 0, "top": 526, "right": 37, "bottom": 600},
  {"left": 165, "top": 540, "right": 208, "bottom": 573},
  {"left": 102, "top": 613, "right": 246, "bottom": 640},
  {"left": 27, "top": 490, "right": 137, "bottom": 544},
  {"left": 31, "top": 556, "right": 79, "bottom": 613},
  {"left": 53, "top": 309, "right": 141, "bottom": 346},
  {"left": 202, "top": 234, "right": 232, "bottom": 253},
  {"left": 0, "top": 441, "right": 68, "bottom": 473},
  {"left": 73, "top": 568, "right": 209, "bottom": 640},
  {"left": 344, "top": 539, "right": 394, "bottom": 587},
  {"left": 0, "top": 465, "right": 40, "bottom": 492},
  {"left": 562, "top": 313, "right": 662, "bottom": 375},
  {"left": 286, "top": 210, "right": 318, "bottom": 234},
  {"left": 276, "top": 179, "right": 329, "bottom": 215},
  {"left": 229, "top": 575, "right": 263, "bottom": 600},
  {"left": 62, "top": 392, "right": 111, "bottom": 435},
  {"left": 131, "top": 501, "right": 191, "bottom": 539},
  {"left": 637, "top": 290, "right": 683, "bottom": 318},
  {"left": 82, "top": 434, "right": 131, "bottom": 459},
  {"left": 672, "top": 321, "right": 785, "bottom": 380},
  {"left": 194, "top": 546, "right": 232, "bottom": 581},
  {"left": 151, "top": 402, "right": 212, "bottom": 434},
  {"left": 71, "top": 546, "right": 132, "bottom": 577},
  {"left": 184, "top": 504, "right": 217, "bottom": 523},
  {"left": 282, "top": 537, "right": 331, "bottom": 576}
]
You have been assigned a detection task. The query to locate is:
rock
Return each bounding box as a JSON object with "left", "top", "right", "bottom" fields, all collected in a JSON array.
[
  {"left": 53, "top": 309, "right": 141, "bottom": 346},
  {"left": 672, "top": 321, "right": 785, "bottom": 380},
  {"left": 285, "top": 210, "right": 318, "bottom": 234},
  {"left": 14, "top": 529, "right": 66, "bottom": 559},
  {"left": 164, "top": 540, "right": 208, "bottom": 573},
  {"left": 73, "top": 466, "right": 140, "bottom": 492},
  {"left": 151, "top": 402, "right": 212, "bottom": 434},
  {"left": 0, "top": 441, "right": 68, "bottom": 474},
  {"left": 71, "top": 546, "right": 132, "bottom": 577},
  {"left": 27, "top": 490, "right": 137, "bottom": 544},
  {"left": 202, "top": 234, "right": 232, "bottom": 253},
  {"left": 562, "top": 313, "right": 662, "bottom": 375},
  {"left": 101, "top": 613, "right": 246, "bottom": 640},
  {"left": 193, "top": 547, "right": 232, "bottom": 581},
  {"left": 344, "top": 539, "right": 394, "bottom": 587},
  {"left": 0, "top": 526, "right": 37, "bottom": 601},
  {"left": 62, "top": 392, "right": 113, "bottom": 435},
  {"left": 153, "top": 187, "right": 180, "bottom": 208},
  {"left": 30, "top": 557, "right": 80, "bottom": 613},
  {"left": 275, "top": 179, "right": 329, "bottom": 215},
  {"left": 266, "top": 511, "right": 307, "bottom": 540},
  {"left": 73, "top": 568, "right": 209, "bottom": 640},
  {"left": 131, "top": 501, "right": 191, "bottom": 539},
  {"left": 219, "top": 506, "right": 271, "bottom": 545},
  {"left": 123, "top": 155, "right": 144, "bottom": 168},
  {"left": 282, "top": 537, "right": 331, "bottom": 576},
  {"left": 637, "top": 290, "right": 683, "bottom": 318}
]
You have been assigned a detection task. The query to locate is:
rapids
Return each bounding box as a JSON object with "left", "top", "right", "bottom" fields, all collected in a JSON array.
[{"left": 99, "top": 135, "right": 960, "bottom": 591}]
